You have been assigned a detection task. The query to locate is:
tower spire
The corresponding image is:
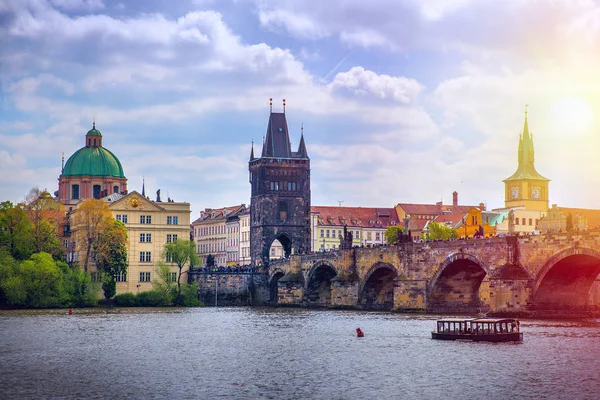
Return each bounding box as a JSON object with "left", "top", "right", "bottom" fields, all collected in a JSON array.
[
  {"left": 269, "top": 98, "right": 272, "bottom": 113},
  {"left": 142, "top": 176, "right": 145, "bottom": 197},
  {"left": 93, "top": 119, "right": 96, "bottom": 129},
  {"left": 283, "top": 99, "right": 286, "bottom": 113},
  {"left": 250, "top": 140, "right": 255, "bottom": 161}
]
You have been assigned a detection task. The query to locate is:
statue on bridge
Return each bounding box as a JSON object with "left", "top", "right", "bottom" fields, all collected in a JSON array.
[
  {"left": 508, "top": 209, "right": 515, "bottom": 235},
  {"left": 339, "top": 225, "right": 354, "bottom": 250}
]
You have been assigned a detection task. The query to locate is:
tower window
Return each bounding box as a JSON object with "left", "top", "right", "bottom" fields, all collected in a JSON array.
[
  {"left": 113, "top": 185, "right": 118, "bottom": 193},
  {"left": 93, "top": 185, "right": 101, "bottom": 199},
  {"left": 278, "top": 201, "right": 288, "bottom": 222}
]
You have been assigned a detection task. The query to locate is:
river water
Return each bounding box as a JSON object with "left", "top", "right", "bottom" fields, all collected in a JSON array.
[{"left": 1, "top": 307, "right": 599, "bottom": 400}]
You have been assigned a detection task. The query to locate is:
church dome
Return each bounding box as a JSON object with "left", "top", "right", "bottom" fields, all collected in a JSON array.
[{"left": 61, "top": 123, "right": 125, "bottom": 178}]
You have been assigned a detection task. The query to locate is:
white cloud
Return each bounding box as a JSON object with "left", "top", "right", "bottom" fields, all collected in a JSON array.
[
  {"left": 258, "top": 8, "right": 328, "bottom": 39},
  {"left": 329, "top": 66, "right": 423, "bottom": 104},
  {"left": 340, "top": 29, "right": 395, "bottom": 50}
]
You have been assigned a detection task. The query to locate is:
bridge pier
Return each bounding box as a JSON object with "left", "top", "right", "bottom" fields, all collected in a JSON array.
[
  {"left": 276, "top": 272, "right": 305, "bottom": 305},
  {"left": 393, "top": 279, "right": 427, "bottom": 312},
  {"left": 486, "top": 279, "right": 531, "bottom": 316},
  {"left": 330, "top": 272, "right": 359, "bottom": 308}
]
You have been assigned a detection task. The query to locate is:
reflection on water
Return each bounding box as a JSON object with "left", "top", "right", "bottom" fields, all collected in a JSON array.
[{"left": 1, "top": 308, "right": 599, "bottom": 400}]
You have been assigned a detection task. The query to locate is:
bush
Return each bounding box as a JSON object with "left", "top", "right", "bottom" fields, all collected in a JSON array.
[
  {"left": 178, "top": 283, "right": 201, "bottom": 307},
  {"left": 113, "top": 292, "right": 137, "bottom": 307},
  {"left": 137, "top": 290, "right": 166, "bottom": 307}
]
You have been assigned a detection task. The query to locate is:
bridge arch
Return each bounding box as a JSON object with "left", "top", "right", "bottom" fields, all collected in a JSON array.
[
  {"left": 269, "top": 268, "right": 286, "bottom": 304},
  {"left": 359, "top": 262, "right": 398, "bottom": 310},
  {"left": 428, "top": 253, "right": 489, "bottom": 313},
  {"left": 304, "top": 261, "right": 338, "bottom": 307},
  {"left": 532, "top": 247, "right": 600, "bottom": 310}
]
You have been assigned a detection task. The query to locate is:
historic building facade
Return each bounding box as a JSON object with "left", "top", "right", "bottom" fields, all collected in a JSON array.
[
  {"left": 70, "top": 191, "right": 191, "bottom": 295},
  {"left": 249, "top": 102, "right": 311, "bottom": 266},
  {"left": 192, "top": 205, "right": 246, "bottom": 267},
  {"left": 311, "top": 206, "right": 398, "bottom": 251},
  {"left": 58, "top": 123, "right": 127, "bottom": 207}
]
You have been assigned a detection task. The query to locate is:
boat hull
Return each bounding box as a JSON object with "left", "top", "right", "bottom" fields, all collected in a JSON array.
[{"left": 431, "top": 332, "right": 523, "bottom": 342}]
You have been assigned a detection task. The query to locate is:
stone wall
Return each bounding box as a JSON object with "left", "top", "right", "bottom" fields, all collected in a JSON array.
[{"left": 191, "top": 272, "right": 269, "bottom": 306}]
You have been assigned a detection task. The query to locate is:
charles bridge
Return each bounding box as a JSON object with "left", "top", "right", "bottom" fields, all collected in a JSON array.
[{"left": 265, "top": 231, "right": 600, "bottom": 315}]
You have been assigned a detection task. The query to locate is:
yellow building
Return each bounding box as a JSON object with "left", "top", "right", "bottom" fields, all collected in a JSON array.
[
  {"left": 455, "top": 207, "right": 497, "bottom": 238},
  {"left": 102, "top": 191, "right": 191, "bottom": 294},
  {"left": 503, "top": 110, "right": 550, "bottom": 212}
]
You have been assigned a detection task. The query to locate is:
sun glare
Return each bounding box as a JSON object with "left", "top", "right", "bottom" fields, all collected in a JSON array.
[{"left": 547, "top": 96, "right": 595, "bottom": 136}]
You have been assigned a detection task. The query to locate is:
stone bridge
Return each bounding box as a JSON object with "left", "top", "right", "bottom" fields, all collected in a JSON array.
[{"left": 267, "top": 231, "right": 600, "bottom": 315}]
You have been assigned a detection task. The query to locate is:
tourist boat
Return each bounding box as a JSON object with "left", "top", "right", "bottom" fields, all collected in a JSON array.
[{"left": 432, "top": 318, "right": 523, "bottom": 342}]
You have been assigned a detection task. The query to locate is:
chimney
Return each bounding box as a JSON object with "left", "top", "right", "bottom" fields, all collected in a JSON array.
[
  {"left": 452, "top": 191, "right": 458, "bottom": 206},
  {"left": 479, "top": 202, "right": 486, "bottom": 211}
]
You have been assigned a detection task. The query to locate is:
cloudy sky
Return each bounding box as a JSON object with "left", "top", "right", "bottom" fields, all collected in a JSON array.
[{"left": 2, "top": 0, "right": 600, "bottom": 217}]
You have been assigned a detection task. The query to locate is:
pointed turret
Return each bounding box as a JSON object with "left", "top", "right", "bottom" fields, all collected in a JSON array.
[
  {"left": 250, "top": 140, "right": 255, "bottom": 161},
  {"left": 504, "top": 107, "right": 548, "bottom": 181},
  {"left": 261, "top": 111, "right": 292, "bottom": 158},
  {"left": 297, "top": 125, "right": 309, "bottom": 159},
  {"left": 142, "top": 176, "right": 146, "bottom": 197}
]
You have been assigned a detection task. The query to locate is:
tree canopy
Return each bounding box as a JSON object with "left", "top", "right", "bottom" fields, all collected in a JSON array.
[
  {"left": 94, "top": 219, "right": 128, "bottom": 299},
  {"left": 422, "top": 222, "right": 459, "bottom": 241},
  {"left": 72, "top": 199, "right": 114, "bottom": 272}
]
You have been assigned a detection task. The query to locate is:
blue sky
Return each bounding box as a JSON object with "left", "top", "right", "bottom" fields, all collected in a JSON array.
[{"left": 2, "top": 0, "right": 600, "bottom": 217}]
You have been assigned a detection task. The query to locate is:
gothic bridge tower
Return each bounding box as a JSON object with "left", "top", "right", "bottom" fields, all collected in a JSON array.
[
  {"left": 503, "top": 108, "right": 550, "bottom": 212},
  {"left": 249, "top": 99, "right": 311, "bottom": 267}
]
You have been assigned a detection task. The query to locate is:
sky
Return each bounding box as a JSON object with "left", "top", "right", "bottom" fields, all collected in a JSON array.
[{"left": 1, "top": 0, "right": 600, "bottom": 218}]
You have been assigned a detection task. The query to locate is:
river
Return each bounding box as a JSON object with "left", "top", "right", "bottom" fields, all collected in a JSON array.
[{"left": 1, "top": 307, "right": 599, "bottom": 399}]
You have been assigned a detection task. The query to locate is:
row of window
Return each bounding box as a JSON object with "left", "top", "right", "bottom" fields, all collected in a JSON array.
[
  {"left": 515, "top": 218, "right": 539, "bottom": 226},
  {"left": 268, "top": 181, "right": 297, "bottom": 191},
  {"left": 116, "top": 215, "right": 178, "bottom": 225},
  {"left": 71, "top": 184, "right": 120, "bottom": 200},
  {"left": 196, "top": 225, "right": 226, "bottom": 236},
  {"left": 197, "top": 241, "right": 227, "bottom": 254},
  {"left": 320, "top": 229, "right": 362, "bottom": 239}
]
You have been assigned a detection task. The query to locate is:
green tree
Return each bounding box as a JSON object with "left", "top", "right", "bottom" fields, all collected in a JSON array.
[
  {"left": 94, "top": 219, "right": 128, "bottom": 300},
  {"left": 422, "top": 222, "right": 459, "bottom": 241},
  {"left": 385, "top": 225, "right": 406, "bottom": 245},
  {"left": 23, "top": 188, "right": 64, "bottom": 259},
  {"left": 162, "top": 239, "right": 198, "bottom": 305},
  {"left": 151, "top": 262, "right": 177, "bottom": 305},
  {"left": 2, "top": 252, "right": 69, "bottom": 307},
  {"left": 0, "top": 203, "right": 34, "bottom": 260}
]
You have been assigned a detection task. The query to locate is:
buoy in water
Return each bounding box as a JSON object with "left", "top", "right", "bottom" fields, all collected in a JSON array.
[{"left": 356, "top": 328, "right": 364, "bottom": 337}]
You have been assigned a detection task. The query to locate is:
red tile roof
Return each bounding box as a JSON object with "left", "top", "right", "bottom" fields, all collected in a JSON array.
[
  {"left": 396, "top": 203, "right": 476, "bottom": 215},
  {"left": 312, "top": 206, "right": 399, "bottom": 228},
  {"left": 192, "top": 204, "right": 246, "bottom": 225}
]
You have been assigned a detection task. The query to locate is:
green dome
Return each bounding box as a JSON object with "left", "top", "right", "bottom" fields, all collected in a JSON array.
[
  {"left": 86, "top": 127, "right": 102, "bottom": 136},
  {"left": 62, "top": 146, "right": 125, "bottom": 178}
]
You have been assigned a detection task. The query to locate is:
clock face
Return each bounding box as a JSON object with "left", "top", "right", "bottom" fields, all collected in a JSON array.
[
  {"left": 511, "top": 187, "right": 519, "bottom": 199},
  {"left": 531, "top": 187, "right": 541, "bottom": 199}
]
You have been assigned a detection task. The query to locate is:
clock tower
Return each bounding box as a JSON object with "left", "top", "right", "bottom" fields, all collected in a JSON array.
[{"left": 503, "top": 108, "right": 550, "bottom": 212}]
